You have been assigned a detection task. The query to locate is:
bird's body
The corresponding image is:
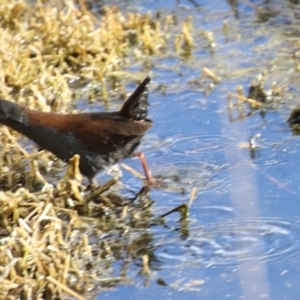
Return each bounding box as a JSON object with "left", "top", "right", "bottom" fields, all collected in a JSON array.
[
  {"left": 287, "top": 108, "right": 300, "bottom": 125},
  {"left": 0, "top": 77, "right": 152, "bottom": 182}
]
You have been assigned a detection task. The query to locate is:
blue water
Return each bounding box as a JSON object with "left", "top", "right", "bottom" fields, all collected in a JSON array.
[{"left": 96, "top": 1, "right": 300, "bottom": 299}]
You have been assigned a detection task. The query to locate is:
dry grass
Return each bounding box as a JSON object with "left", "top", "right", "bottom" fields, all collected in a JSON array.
[
  {"left": 0, "top": 0, "right": 195, "bottom": 298},
  {"left": 0, "top": 148, "right": 155, "bottom": 299}
]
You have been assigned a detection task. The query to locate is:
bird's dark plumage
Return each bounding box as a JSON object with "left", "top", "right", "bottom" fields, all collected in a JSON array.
[
  {"left": 287, "top": 108, "right": 300, "bottom": 125},
  {"left": 0, "top": 77, "right": 152, "bottom": 181}
]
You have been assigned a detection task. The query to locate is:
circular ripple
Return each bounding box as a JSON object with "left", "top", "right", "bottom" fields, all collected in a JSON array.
[
  {"left": 139, "top": 134, "right": 175, "bottom": 159},
  {"left": 150, "top": 160, "right": 230, "bottom": 194},
  {"left": 154, "top": 218, "right": 300, "bottom": 268},
  {"left": 168, "top": 134, "right": 237, "bottom": 159},
  {"left": 140, "top": 133, "right": 239, "bottom": 162}
]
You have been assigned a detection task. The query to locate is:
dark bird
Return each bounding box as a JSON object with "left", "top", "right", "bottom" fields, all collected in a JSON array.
[
  {"left": 0, "top": 77, "right": 154, "bottom": 184},
  {"left": 287, "top": 108, "right": 300, "bottom": 125}
]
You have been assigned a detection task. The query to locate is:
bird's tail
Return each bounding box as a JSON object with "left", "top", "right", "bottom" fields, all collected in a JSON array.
[
  {"left": 0, "top": 99, "right": 27, "bottom": 124},
  {"left": 119, "top": 77, "right": 151, "bottom": 121}
]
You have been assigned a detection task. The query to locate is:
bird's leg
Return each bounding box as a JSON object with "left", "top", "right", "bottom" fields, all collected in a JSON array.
[
  {"left": 88, "top": 177, "right": 99, "bottom": 191},
  {"left": 134, "top": 152, "right": 155, "bottom": 185}
]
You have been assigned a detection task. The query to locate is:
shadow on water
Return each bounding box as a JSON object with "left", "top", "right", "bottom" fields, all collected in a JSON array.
[{"left": 97, "top": 0, "right": 300, "bottom": 299}]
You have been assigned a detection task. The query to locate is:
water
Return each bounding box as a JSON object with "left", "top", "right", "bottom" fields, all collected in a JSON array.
[{"left": 96, "top": 0, "right": 300, "bottom": 299}]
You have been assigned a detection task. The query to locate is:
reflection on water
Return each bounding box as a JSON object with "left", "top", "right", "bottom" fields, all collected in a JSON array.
[
  {"left": 100, "top": 0, "right": 300, "bottom": 299},
  {"left": 152, "top": 161, "right": 229, "bottom": 194},
  {"left": 155, "top": 217, "right": 300, "bottom": 267}
]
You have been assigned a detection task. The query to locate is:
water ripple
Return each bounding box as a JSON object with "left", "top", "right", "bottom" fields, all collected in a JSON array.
[
  {"left": 168, "top": 134, "right": 237, "bottom": 159},
  {"left": 154, "top": 217, "right": 300, "bottom": 268},
  {"left": 151, "top": 160, "right": 229, "bottom": 194}
]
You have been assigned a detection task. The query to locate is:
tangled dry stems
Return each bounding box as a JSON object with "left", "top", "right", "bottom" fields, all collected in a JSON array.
[{"left": 0, "top": 0, "right": 194, "bottom": 298}]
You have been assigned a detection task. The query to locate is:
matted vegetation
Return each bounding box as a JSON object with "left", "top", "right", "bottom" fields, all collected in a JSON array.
[{"left": 0, "top": 0, "right": 194, "bottom": 299}]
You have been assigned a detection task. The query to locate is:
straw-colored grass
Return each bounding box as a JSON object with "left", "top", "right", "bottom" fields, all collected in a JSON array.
[{"left": 0, "top": 0, "right": 195, "bottom": 298}]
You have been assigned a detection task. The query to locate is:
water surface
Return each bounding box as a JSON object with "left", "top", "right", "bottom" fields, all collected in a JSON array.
[{"left": 96, "top": 1, "right": 300, "bottom": 299}]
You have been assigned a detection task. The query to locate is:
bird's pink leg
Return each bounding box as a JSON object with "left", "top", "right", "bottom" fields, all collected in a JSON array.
[{"left": 134, "top": 152, "right": 155, "bottom": 185}]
